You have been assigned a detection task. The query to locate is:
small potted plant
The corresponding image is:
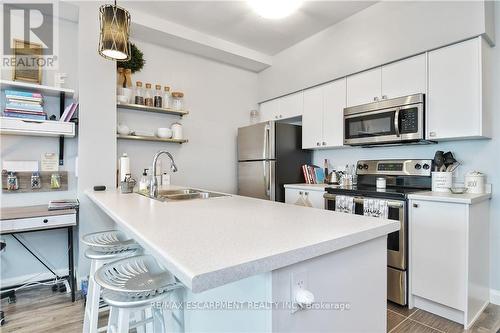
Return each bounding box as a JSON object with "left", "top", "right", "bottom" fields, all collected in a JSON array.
[{"left": 117, "top": 43, "right": 145, "bottom": 103}]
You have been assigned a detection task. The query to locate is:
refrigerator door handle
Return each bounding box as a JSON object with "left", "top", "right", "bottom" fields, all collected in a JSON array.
[
  {"left": 264, "top": 160, "right": 270, "bottom": 197},
  {"left": 264, "top": 124, "right": 270, "bottom": 160}
]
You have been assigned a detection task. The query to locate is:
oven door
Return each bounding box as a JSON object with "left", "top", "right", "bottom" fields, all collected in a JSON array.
[
  {"left": 324, "top": 194, "right": 406, "bottom": 270},
  {"left": 344, "top": 104, "right": 423, "bottom": 146}
]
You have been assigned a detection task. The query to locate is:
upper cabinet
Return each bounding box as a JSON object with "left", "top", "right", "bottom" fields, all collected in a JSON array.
[
  {"left": 259, "top": 91, "right": 303, "bottom": 122},
  {"left": 427, "top": 37, "right": 491, "bottom": 140},
  {"left": 346, "top": 67, "right": 381, "bottom": 107},
  {"left": 302, "top": 78, "right": 346, "bottom": 149},
  {"left": 381, "top": 54, "right": 427, "bottom": 99}
]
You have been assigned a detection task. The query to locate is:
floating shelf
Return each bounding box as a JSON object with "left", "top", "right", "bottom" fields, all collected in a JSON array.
[
  {"left": 0, "top": 117, "right": 75, "bottom": 137},
  {"left": 117, "top": 103, "right": 188, "bottom": 116},
  {"left": 1, "top": 79, "right": 75, "bottom": 97},
  {"left": 117, "top": 134, "right": 187, "bottom": 144}
]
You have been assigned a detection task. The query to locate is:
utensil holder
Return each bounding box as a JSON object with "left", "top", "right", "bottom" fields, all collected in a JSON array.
[{"left": 432, "top": 172, "right": 452, "bottom": 192}]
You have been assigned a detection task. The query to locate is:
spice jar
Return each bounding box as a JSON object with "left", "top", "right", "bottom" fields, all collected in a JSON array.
[
  {"left": 50, "top": 173, "right": 61, "bottom": 189},
  {"left": 163, "top": 86, "right": 171, "bottom": 109},
  {"left": 171, "top": 91, "right": 184, "bottom": 111},
  {"left": 154, "top": 85, "right": 163, "bottom": 108},
  {"left": 144, "top": 83, "right": 154, "bottom": 107},
  {"left": 31, "top": 172, "right": 41, "bottom": 189},
  {"left": 7, "top": 172, "right": 19, "bottom": 191},
  {"left": 134, "top": 81, "right": 144, "bottom": 105}
]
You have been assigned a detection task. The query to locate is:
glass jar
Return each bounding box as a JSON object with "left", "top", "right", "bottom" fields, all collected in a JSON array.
[
  {"left": 163, "top": 86, "right": 171, "bottom": 109},
  {"left": 7, "top": 172, "right": 19, "bottom": 191},
  {"left": 134, "top": 81, "right": 144, "bottom": 105},
  {"left": 171, "top": 92, "right": 184, "bottom": 111},
  {"left": 50, "top": 173, "right": 61, "bottom": 189},
  {"left": 250, "top": 109, "right": 260, "bottom": 124},
  {"left": 154, "top": 84, "right": 163, "bottom": 108},
  {"left": 31, "top": 172, "right": 41, "bottom": 189},
  {"left": 144, "top": 83, "right": 154, "bottom": 107}
]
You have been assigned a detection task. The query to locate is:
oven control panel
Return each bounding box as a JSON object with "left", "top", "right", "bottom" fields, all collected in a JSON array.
[{"left": 356, "top": 159, "right": 432, "bottom": 176}]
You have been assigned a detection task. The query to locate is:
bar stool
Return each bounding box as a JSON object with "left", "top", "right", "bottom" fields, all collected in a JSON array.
[
  {"left": 94, "top": 255, "right": 184, "bottom": 333},
  {"left": 82, "top": 230, "right": 142, "bottom": 333}
]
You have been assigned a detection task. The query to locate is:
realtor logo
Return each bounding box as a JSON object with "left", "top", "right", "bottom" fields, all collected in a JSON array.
[{"left": 2, "top": 1, "right": 58, "bottom": 69}]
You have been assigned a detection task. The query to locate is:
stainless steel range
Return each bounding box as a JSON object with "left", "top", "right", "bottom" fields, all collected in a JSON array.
[{"left": 324, "top": 159, "right": 432, "bottom": 306}]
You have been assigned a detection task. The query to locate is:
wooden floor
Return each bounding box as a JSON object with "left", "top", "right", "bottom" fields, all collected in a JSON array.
[{"left": 1, "top": 286, "right": 500, "bottom": 332}]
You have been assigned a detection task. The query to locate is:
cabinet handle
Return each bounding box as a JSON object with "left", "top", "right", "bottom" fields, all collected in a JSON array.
[
  {"left": 43, "top": 219, "right": 49, "bottom": 223},
  {"left": 413, "top": 203, "right": 419, "bottom": 208},
  {"left": 279, "top": 115, "right": 283, "bottom": 118},
  {"left": 299, "top": 191, "right": 303, "bottom": 195},
  {"left": 382, "top": 95, "right": 388, "bottom": 100},
  {"left": 373, "top": 96, "right": 380, "bottom": 102},
  {"left": 305, "top": 192, "right": 309, "bottom": 195},
  {"left": 429, "top": 131, "right": 436, "bottom": 137},
  {"left": 316, "top": 142, "right": 320, "bottom": 146},
  {"left": 322, "top": 141, "right": 326, "bottom": 146}
]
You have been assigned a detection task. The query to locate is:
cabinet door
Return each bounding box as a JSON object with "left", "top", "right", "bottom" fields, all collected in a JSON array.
[
  {"left": 260, "top": 99, "right": 280, "bottom": 122},
  {"left": 304, "top": 190, "right": 325, "bottom": 209},
  {"left": 346, "top": 67, "right": 382, "bottom": 107},
  {"left": 410, "top": 200, "right": 467, "bottom": 310},
  {"left": 302, "top": 85, "right": 324, "bottom": 149},
  {"left": 280, "top": 91, "right": 303, "bottom": 119},
  {"left": 322, "top": 78, "right": 346, "bottom": 148},
  {"left": 427, "top": 38, "right": 482, "bottom": 140},
  {"left": 381, "top": 54, "right": 427, "bottom": 99},
  {"left": 285, "top": 189, "right": 301, "bottom": 205}
]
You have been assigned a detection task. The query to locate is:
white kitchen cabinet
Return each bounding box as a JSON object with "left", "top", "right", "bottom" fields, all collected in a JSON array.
[
  {"left": 302, "top": 79, "right": 346, "bottom": 149},
  {"left": 381, "top": 54, "right": 427, "bottom": 99},
  {"left": 409, "top": 196, "right": 490, "bottom": 328},
  {"left": 346, "top": 67, "right": 381, "bottom": 107},
  {"left": 427, "top": 37, "right": 491, "bottom": 140},
  {"left": 285, "top": 187, "right": 325, "bottom": 209},
  {"left": 259, "top": 92, "right": 303, "bottom": 122}
]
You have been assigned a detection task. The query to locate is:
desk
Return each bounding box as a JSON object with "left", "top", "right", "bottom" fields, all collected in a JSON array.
[{"left": 0, "top": 205, "right": 77, "bottom": 302}]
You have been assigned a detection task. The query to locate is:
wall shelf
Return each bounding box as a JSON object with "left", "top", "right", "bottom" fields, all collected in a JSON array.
[
  {"left": 1, "top": 79, "right": 75, "bottom": 97},
  {"left": 117, "top": 103, "right": 188, "bottom": 117},
  {"left": 117, "top": 134, "right": 187, "bottom": 144},
  {"left": 0, "top": 117, "right": 75, "bottom": 137}
]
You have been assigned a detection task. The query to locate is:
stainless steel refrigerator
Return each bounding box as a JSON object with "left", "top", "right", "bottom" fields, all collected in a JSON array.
[{"left": 237, "top": 121, "right": 311, "bottom": 202}]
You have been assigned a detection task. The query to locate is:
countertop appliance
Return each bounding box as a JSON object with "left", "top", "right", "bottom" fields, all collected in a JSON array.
[
  {"left": 344, "top": 94, "right": 429, "bottom": 147},
  {"left": 324, "top": 159, "right": 432, "bottom": 306},
  {"left": 237, "top": 121, "right": 311, "bottom": 202}
]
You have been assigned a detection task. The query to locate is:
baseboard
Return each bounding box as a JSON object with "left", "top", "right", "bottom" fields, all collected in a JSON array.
[
  {"left": 491, "top": 289, "right": 500, "bottom": 305},
  {"left": 0, "top": 269, "right": 68, "bottom": 289}
]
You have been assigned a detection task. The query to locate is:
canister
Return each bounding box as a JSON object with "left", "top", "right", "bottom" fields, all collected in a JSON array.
[
  {"left": 171, "top": 122, "right": 183, "bottom": 140},
  {"left": 464, "top": 171, "right": 485, "bottom": 194},
  {"left": 376, "top": 177, "right": 386, "bottom": 189},
  {"left": 432, "top": 172, "right": 452, "bottom": 192}
]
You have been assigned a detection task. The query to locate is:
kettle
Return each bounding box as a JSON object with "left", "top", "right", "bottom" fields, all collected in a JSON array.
[{"left": 326, "top": 171, "right": 342, "bottom": 185}]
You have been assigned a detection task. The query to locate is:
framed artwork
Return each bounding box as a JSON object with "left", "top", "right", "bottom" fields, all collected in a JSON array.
[{"left": 12, "top": 39, "right": 43, "bottom": 84}]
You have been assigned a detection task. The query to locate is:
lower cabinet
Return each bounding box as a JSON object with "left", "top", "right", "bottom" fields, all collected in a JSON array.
[
  {"left": 409, "top": 198, "right": 490, "bottom": 328},
  {"left": 285, "top": 187, "right": 325, "bottom": 209}
]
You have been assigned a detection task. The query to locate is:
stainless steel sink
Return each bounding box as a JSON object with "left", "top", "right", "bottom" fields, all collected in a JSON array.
[{"left": 140, "top": 188, "right": 228, "bottom": 202}]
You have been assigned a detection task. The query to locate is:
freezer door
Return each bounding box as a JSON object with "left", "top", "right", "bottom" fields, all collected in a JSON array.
[
  {"left": 238, "top": 160, "right": 276, "bottom": 200},
  {"left": 237, "top": 122, "right": 275, "bottom": 161}
]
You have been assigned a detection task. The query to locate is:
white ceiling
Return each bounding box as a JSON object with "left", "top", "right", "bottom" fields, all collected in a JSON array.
[{"left": 125, "top": 1, "right": 376, "bottom": 55}]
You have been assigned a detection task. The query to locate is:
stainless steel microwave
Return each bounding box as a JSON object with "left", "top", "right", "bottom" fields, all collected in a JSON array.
[{"left": 343, "top": 94, "right": 426, "bottom": 146}]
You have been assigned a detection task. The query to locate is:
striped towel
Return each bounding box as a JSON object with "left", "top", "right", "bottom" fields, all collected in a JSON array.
[{"left": 335, "top": 195, "right": 355, "bottom": 214}]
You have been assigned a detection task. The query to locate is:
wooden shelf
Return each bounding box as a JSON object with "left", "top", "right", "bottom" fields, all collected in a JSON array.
[
  {"left": 1, "top": 79, "right": 75, "bottom": 97},
  {"left": 0, "top": 117, "right": 75, "bottom": 137},
  {"left": 117, "top": 103, "right": 188, "bottom": 116},
  {"left": 117, "top": 134, "right": 187, "bottom": 144}
]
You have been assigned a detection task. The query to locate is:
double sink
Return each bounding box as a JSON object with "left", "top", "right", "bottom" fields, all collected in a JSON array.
[{"left": 141, "top": 188, "right": 228, "bottom": 202}]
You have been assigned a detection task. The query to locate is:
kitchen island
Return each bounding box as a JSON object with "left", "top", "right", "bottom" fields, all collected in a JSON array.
[{"left": 86, "top": 186, "right": 399, "bottom": 332}]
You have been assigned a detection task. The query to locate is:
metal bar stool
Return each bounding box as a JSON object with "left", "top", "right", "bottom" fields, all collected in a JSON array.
[
  {"left": 82, "top": 230, "right": 142, "bottom": 333},
  {"left": 94, "top": 255, "right": 184, "bottom": 333}
]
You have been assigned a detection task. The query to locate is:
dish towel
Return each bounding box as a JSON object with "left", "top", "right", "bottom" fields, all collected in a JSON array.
[
  {"left": 363, "top": 199, "right": 389, "bottom": 219},
  {"left": 335, "top": 195, "right": 355, "bottom": 214}
]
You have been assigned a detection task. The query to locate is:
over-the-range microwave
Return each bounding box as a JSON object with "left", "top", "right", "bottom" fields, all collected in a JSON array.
[{"left": 343, "top": 93, "right": 432, "bottom": 147}]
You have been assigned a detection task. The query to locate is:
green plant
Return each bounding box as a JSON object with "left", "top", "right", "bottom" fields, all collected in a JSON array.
[{"left": 117, "top": 43, "right": 145, "bottom": 74}]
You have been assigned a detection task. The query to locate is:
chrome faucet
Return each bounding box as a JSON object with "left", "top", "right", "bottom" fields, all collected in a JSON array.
[{"left": 149, "top": 150, "right": 178, "bottom": 198}]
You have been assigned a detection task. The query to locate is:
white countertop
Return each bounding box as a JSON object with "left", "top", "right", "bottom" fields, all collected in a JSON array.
[
  {"left": 283, "top": 183, "right": 330, "bottom": 191},
  {"left": 86, "top": 186, "right": 399, "bottom": 293},
  {"left": 408, "top": 191, "right": 491, "bottom": 204}
]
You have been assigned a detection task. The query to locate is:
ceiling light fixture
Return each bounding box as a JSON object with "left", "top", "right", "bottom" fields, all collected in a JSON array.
[
  {"left": 247, "top": 0, "right": 303, "bottom": 20},
  {"left": 98, "top": 0, "right": 131, "bottom": 61}
]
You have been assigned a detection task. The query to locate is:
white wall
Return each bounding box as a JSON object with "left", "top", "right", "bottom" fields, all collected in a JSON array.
[
  {"left": 0, "top": 12, "right": 79, "bottom": 285},
  {"left": 258, "top": 1, "right": 493, "bottom": 101},
  {"left": 117, "top": 38, "right": 258, "bottom": 194}
]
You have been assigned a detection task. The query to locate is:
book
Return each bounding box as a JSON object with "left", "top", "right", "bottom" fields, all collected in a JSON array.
[
  {"left": 4, "top": 109, "right": 46, "bottom": 115},
  {"left": 5, "top": 90, "right": 43, "bottom": 98},
  {"left": 5, "top": 102, "right": 44, "bottom": 112},
  {"left": 3, "top": 112, "right": 47, "bottom": 120},
  {"left": 48, "top": 199, "right": 79, "bottom": 211},
  {"left": 60, "top": 103, "right": 78, "bottom": 122}
]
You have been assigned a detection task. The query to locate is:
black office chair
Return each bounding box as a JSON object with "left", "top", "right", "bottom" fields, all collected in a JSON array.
[{"left": 1, "top": 240, "right": 16, "bottom": 326}]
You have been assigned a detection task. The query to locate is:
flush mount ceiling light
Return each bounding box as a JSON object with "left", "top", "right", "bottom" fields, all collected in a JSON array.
[
  {"left": 247, "top": 0, "right": 303, "bottom": 19},
  {"left": 98, "top": 1, "right": 131, "bottom": 61}
]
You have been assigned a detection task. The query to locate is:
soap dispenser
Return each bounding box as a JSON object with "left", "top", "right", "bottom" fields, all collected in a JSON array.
[{"left": 139, "top": 169, "right": 149, "bottom": 195}]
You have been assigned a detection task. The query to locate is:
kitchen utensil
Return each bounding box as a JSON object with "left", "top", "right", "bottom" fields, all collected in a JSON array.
[
  {"left": 433, "top": 151, "right": 445, "bottom": 172},
  {"left": 449, "top": 187, "right": 468, "bottom": 194},
  {"left": 443, "top": 151, "right": 457, "bottom": 167},
  {"left": 446, "top": 162, "right": 460, "bottom": 172},
  {"left": 155, "top": 128, "right": 172, "bottom": 139},
  {"left": 120, "top": 174, "right": 136, "bottom": 194},
  {"left": 464, "top": 171, "right": 485, "bottom": 194},
  {"left": 117, "top": 123, "right": 131, "bottom": 135},
  {"left": 326, "top": 171, "right": 341, "bottom": 185}
]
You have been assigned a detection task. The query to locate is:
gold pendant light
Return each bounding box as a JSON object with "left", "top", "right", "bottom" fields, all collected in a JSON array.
[{"left": 98, "top": 0, "right": 131, "bottom": 61}]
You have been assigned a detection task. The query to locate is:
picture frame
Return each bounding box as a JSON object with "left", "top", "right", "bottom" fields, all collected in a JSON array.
[{"left": 12, "top": 39, "right": 43, "bottom": 84}]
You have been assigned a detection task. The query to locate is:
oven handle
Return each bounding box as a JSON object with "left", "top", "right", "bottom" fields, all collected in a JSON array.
[
  {"left": 323, "top": 193, "right": 404, "bottom": 208},
  {"left": 394, "top": 107, "right": 401, "bottom": 137}
]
